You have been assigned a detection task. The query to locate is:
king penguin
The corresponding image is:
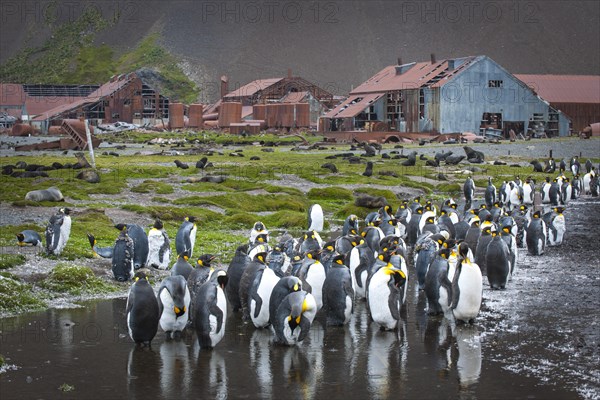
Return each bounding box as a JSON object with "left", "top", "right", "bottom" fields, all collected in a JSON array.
[
  {"left": 187, "top": 254, "right": 217, "bottom": 319},
  {"left": 175, "top": 216, "right": 197, "bottom": 258},
  {"left": 272, "top": 290, "right": 317, "bottom": 346},
  {"left": 147, "top": 219, "right": 171, "bottom": 270},
  {"left": 115, "top": 223, "right": 149, "bottom": 270},
  {"left": 322, "top": 255, "right": 354, "bottom": 326},
  {"left": 366, "top": 261, "right": 407, "bottom": 330},
  {"left": 126, "top": 271, "right": 160, "bottom": 346},
  {"left": 249, "top": 258, "right": 281, "bottom": 328},
  {"left": 45, "top": 207, "right": 72, "bottom": 256},
  {"left": 158, "top": 275, "right": 191, "bottom": 339},
  {"left": 268, "top": 276, "right": 302, "bottom": 325},
  {"left": 424, "top": 248, "right": 452, "bottom": 315},
  {"left": 464, "top": 177, "right": 475, "bottom": 209},
  {"left": 239, "top": 251, "right": 268, "bottom": 321},
  {"left": 297, "top": 249, "right": 327, "bottom": 311},
  {"left": 226, "top": 244, "right": 250, "bottom": 313},
  {"left": 112, "top": 227, "right": 134, "bottom": 282},
  {"left": 485, "top": 228, "right": 511, "bottom": 289},
  {"left": 484, "top": 177, "right": 496, "bottom": 208},
  {"left": 171, "top": 250, "right": 194, "bottom": 280},
  {"left": 543, "top": 207, "right": 566, "bottom": 246},
  {"left": 451, "top": 243, "right": 482, "bottom": 324},
  {"left": 249, "top": 221, "right": 269, "bottom": 244},
  {"left": 193, "top": 268, "right": 228, "bottom": 349},
  {"left": 16, "top": 230, "right": 43, "bottom": 248},
  {"left": 526, "top": 210, "right": 547, "bottom": 255},
  {"left": 307, "top": 204, "right": 324, "bottom": 232}
]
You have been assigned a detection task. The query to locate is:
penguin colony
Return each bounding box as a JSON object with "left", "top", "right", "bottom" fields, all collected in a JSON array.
[{"left": 16, "top": 154, "right": 597, "bottom": 349}]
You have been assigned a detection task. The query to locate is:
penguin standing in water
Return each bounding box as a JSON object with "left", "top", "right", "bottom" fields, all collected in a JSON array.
[
  {"left": 226, "top": 244, "right": 250, "bottom": 313},
  {"left": 322, "top": 255, "right": 354, "bottom": 326},
  {"left": 367, "top": 261, "right": 407, "bottom": 330},
  {"left": 451, "top": 243, "right": 482, "bottom": 324},
  {"left": 16, "top": 230, "right": 43, "bottom": 248},
  {"left": 175, "top": 216, "right": 197, "bottom": 258},
  {"left": 297, "top": 250, "right": 327, "bottom": 311},
  {"left": 249, "top": 259, "right": 281, "bottom": 329},
  {"left": 485, "top": 228, "right": 510, "bottom": 289},
  {"left": 158, "top": 275, "right": 191, "bottom": 339},
  {"left": 147, "top": 219, "right": 171, "bottom": 270},
  {"left": 187, "top": 254, "right": 217, "bottom": 319},
  {"left": 424, "top": 248, "right": 452, "bottom": 315},
  {"left": 267, "top": 244, "right": 290, "bottom": 277},
  {"left": 307, "top": 204, "right": 324, "bottom": 232},
  {"left": 464, "top": 215, "right": 481, "bottom": 252},
  {"left": 171, "top": 250, "right": 194, "bottom": 280},
  {"left": 348, "top": 237, "right": 373, "bottom": 299},
  {"left": 543, "top": 207, "right": 566, "bottom": 246},
  {"left": 115, "top": 224, "right": 149, "bottom": 270},
  {"left": 526, "top": 211, "right": 547, "bottom": 255},
  {"left": 126, "top": 271, "right": 160, "bottom": 346},
  {"left": 112, "top": 227, "right": 135, "bottom": 282},
  {"left": 414, "top": 233, "right": 445, "bottom": 290},
  {"left": 239, "top": 252, "right": 269, "bottom": 321},
  {"left": 268, "top": 276, "right": 302, "bottom": 326},
  {"left": 272, "top": 290, "right": 317, "bottom": 346},
  {"left": 45, "top": 207, "right": 72, "bottom": 256},
  {"left": 194, "top": 269, "right": 228, "bottom": 349}
]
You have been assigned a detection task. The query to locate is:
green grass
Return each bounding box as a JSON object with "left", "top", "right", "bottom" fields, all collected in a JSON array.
[
  {"left": 131, "top": 180, "right": 174, "bottom": 194},
  {"left": 0, "top": 254, "right": 26, "bottom": 270},
  {"left": 0, "top": 276, "right": 47, "bottom": 314},
  {"left": 40, "top": 264, "right": 118, "bottom": 296}
]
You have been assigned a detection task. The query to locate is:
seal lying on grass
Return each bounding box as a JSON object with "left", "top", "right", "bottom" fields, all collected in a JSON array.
[{"left": 25, "top": 187, "right": 64, "bottom": 202}]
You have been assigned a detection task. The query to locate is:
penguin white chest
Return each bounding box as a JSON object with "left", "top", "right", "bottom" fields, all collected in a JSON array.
[
  {"left": 453, "top": 265, "right": 482, "bottom": 322},
  {"left": 306, "top": 263, "right": 326, "bottom": 310},
  {"left": 368, "top": 274, "right": 398, "bottom": 330},
  {"left": 159, "top": 288, "right": 190, "bottom": 332},
  {"left": 251, "top": 269, "right": 279, "bottom": 328},
  {"left": 209, "top": 287, "right": 227, "bottom": 346},
  {"left": 56, "top": 216, "right": 72, "bottom": 254}
]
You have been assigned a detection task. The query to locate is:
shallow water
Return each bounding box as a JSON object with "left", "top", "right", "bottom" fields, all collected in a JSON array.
[{"left": 0, "top": 278, "right": 579, "bottom": 400}]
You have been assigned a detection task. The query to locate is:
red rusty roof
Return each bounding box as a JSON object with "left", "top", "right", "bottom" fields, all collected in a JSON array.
[
  {"left": 514, "top": 74, "right": 600, "bottom": 104},
  {"left": 351, "top": 56, "right": 479, "bottom": 94},
  {"left": 32, "top": 74, "right": 137, "bottom": 121},
  {"left": 224, "top": 78, "right": 283, "bottom": 98},
  {"left": 323, "top": 92, "right": 385, "bottom": 119}
]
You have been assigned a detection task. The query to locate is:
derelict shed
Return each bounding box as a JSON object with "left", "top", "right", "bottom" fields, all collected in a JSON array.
[
  {"left": 31, "top": 72, "right": 169, "bottom": 133},
  {"left": 322, "top": 55, "right": 572, "bottom": 141},
  {"left": 513, "top": 74, "right": 600, "bottom": 133}
]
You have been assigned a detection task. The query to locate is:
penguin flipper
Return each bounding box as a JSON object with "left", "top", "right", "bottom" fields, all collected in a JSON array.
[
  {"left": 297, "top": 318, "right": 312, "bottom": 342},
  {"left": 450, "top": 264, "right": 462, "bottom": 310},
  {"left": 387, "top": 285, "right": 401, "bottom": 322},
  {"left": 209, "top": 302, "right": 224, "bottom": 333},
  {"left": 441, "top": 277, "right": 453, "bottom": 307}
]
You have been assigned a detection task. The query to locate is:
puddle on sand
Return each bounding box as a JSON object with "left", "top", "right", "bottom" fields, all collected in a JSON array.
[{"left": 1, "top": 290, "right": 579, "bottom": 399}]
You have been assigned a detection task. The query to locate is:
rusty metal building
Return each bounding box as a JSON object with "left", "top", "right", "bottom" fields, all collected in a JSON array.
[
  {"left": 217, "top": 75, "right": 335, "bottom": 129},
  {"left": 322, "top": 55, "right": 572, "bottom": 141},
  {"left": 31, "top": 72, "right": 169, "bottom": 133},
  {"left": 514, "top": 74, "right": 600, "bottom": 133}
]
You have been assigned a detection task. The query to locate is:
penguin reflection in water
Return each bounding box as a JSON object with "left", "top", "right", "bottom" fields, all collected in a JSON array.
[
  {"left": 126, "top": 272, "right": 160, "bottom": 346},
  {"left": 158, "top": 275, "right": 191, "bottom": 339}
]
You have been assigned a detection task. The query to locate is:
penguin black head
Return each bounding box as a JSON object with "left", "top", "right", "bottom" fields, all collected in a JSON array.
[
  {"left": 213, "top": 269, "right": 228, "bottom": 289},
  {"left": 533, "top": 211, "right": 542, "bottom": 219},
  {"left": 426, "top": 216, "right": 435, "bottom": 224},
  {"left": 254, "top": 252, "right": 268, "bottom": 264},
  {"left": 114, "top": 223, "right": 127, "bottom": 232},
  {"left": 61, "top": 207, "right": 71, "bottom": 215},
  {"left": 305, "top": 249, "right": 322, "bottom": 262},
  {"left": 133, "top": 271, "right": 148, "bottom": 282},
  {"left": 178, "top": 250, "right": 191, "bottom": 261},
  {"left": 186, "top": 216, "right": 197, "bottom": 223},
  {"left": 413, "top": 196, "right": 421, "bottom": 203},
  {"left": 416, "top": 207, "right": 424, "bottom": 215},
  {"left": 430, "top": 234, "right": 445, "bottom": 246},
  {"left": 16, "top": 233, "right": 25, "bottom": 242},
  {"left": 554, "top": 207, "right": 565, "bottom": 215},
  {"left": 443, "top": 239, "right": 457, "bottom": 250},
  {"left": 86, "top": 233, "right": 96, "bottom": 248},
  {"left": 255, "top": 233, "right": 269, "bottom": 244},
  {"left": 253, "top": 221, "right": 266, "bottom": 231},
  {"left": 438, "top": 247, "right": 451, "bottom": 259},
  {"left": 384, "top": 266, "right": 407, "bottom": 288},
  {"left": 153, "top": 219, "right": 164, "bottom": 230},
  {"left": 323, "top": 241, "right": 336, "bottom": 252},
  {"left": 333, "top": 254, "right": 347, "bottom": 267},
  {"left": 377, "top": 250, "right": 394, "bottom": 264},
  {"left": 458, "top": 242, "right": 471, "bottom": 259},
  {"left": 197, "top": 254, "right": 216, "bottom": 268}
]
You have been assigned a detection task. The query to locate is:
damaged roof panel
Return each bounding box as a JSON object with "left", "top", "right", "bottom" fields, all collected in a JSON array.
[
  {"left": 224, "top": 78, "right": 284, "bottom": 98},
  {"left": 323, "top": 92, "right": 385, "bottom": 119}
]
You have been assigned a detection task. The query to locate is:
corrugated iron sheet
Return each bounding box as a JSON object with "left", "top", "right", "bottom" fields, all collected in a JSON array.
[
  {"left": 323, "top": 93, "right": 385, "bottom": 119},
  {"left": 280, "top": 91, "right": 309, "bottom": 103},
  {"left": 514, "top": 74, "right": 600, "bottom": 104},
  {"left": 351, "top": 57, "right": 478, "bottom": 94},
  {"left": 224, "top": 78, "right": 283, "bottom": 99}
]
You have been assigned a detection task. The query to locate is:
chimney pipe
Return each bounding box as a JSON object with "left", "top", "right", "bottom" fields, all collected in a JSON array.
[
  {"left": 220, "top": 75, "right": 228, "bottom": 99},
  {"left": 430, "top": 53, "right": 436, "bottom": 64},
  {"left": 287, "top": 68, "right": 292, "bottom": 78}
]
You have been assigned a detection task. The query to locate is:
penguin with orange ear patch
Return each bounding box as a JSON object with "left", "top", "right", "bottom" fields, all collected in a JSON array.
[
  {"left": 127, "top": 271, "right": 159, "bottom": 346},
  {"left": 157, "top": 275, "right": 191, "bottom": 339}
]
